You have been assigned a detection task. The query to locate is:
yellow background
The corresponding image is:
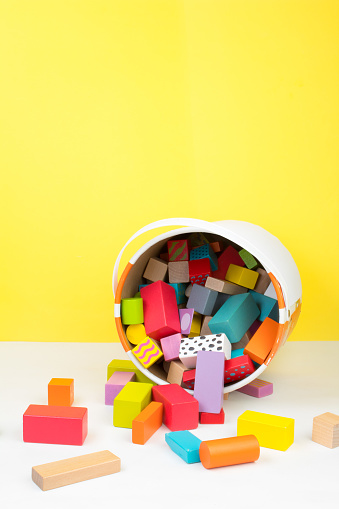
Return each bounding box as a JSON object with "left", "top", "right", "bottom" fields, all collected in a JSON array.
[{"left": 1, "top": 1, "right": 338, "bottom": 342}]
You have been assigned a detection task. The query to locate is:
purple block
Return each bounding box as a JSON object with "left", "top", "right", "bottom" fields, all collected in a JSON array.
[
  {"left": 179, "top": 308, "right": 194, "bottom": 335},
  {"left": 193, "top": 350, "right": 225, "bottom": 413},
  {"left": 237, "top": 379, "right": 273, "bottom": 398},
  {"left": 105, "top": 371, "right": 135, "bottom": 405},
  {"left": 160, "top": 333, "right": 182, "bottom": 361}
]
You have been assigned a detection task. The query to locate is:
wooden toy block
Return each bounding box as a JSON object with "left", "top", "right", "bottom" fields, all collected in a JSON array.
[
  {"left": 132, "top": 401, "right": 163, "bottom": 445},
  {"left": 179, "top": 308, "right": 194, "bottom": 335},
  {"left": 179, "top": 333, "right": 231, "bottom": 369},
  {"left": 200, "top": 435, "right": 260, "bottom": 469},
  {"left": 249, "top": 319, "right": 261, "bottom": 336},
  {"left": 163, "top": 360, "right": 171, "bottom": 373},
  {"left": 193, "top": 350, "right": 224, "bottom": 413},
  {"left": 113, "top": 382, "right": 153, "bottom": 428},
  {"left": 249, "top": 290, "right": 279, "bottom": 322},
  {"left": 238, "top": 410, "right": 294, "bottom": 451},
  {"left": 231, "top": 330, "right": 252, "bottom": 350},
  {"left": 167, "top": 239, "right": 190, "bottom": 261},
  {"left": 160, "top": 333, "right": 181, "bottom": 362},
  {"left": 243, "top": 317, "right": 279, "bottom": 365},
  {"left": 152, "top": 384, "right": 199, "bottom": 431},
  {"left": 201, "top": 315, "right": 212, "bottom": 335},
  {"left": 211, "top": 292, "right": 230, "bottom": 315},
  {"left": 190, "top": 312, "right": 202, "bottom": 337},
  {"left": 167, "top": 360, "right": 188, "bottom": 385},
  {"left": 169, "top": 283, "right": 187, "bottom": 305},
  {"left": 190, "top": 244, "right": 218, "bottom": 271},
  {"left": 209, "top": 241, "right": 223, "bottom": 253},
  {"left": 165, "top": 430, "right": 201, "bottom": 463},
  {"left": 126, "top": 323, "right": 147, "bottom": 345},
  {"left": 182, "top": 369, "right": 195, "bottom": 390},
  {"left": 188, "top": 258, "right": 211, "bottom": 285},
  {"left": 312, "top": 412, "right": 339, "bottom": 449},
  {"left": 32, "top": 450, "right": 121, "bottom": 491},
  {"left": 140, "top": 281, "right": 181, "bottom": 341},
  {"left": 254, "top": 268, "right": 271, "bottom": 294},
  {"left": 209, "top": 293, "right": 260, "bottom": 343},
  {"left": 105, "top": 371, "right": 136, "bottom": 405},
  {"left": 237, "top": 378, "right": 273, "bottom": 398},
  {"left": 212, "top": 246, "right": 244, "bottom": 280},
  {"left": 205, "top": 276, "right": 247, "bottom": 295},
  {"left": 131, "top": 337, "right": 163, "bottom": 368},
  {"left": 185, "top": 284, "right": 193, "bottom": 297},
  {"left": 48, "top": 378, "right": 74, "bottom": 407},
  {"left": 143, "top": 257, "right": 168, "bottom": 282},
  {"left": 121, "top": 297, "right": 144, "bottom": 325},
  {"left": 239, "top": 249, "right": 258, "bottom": 270},
  {"left": 200, "top": 408, "right": 225, "bottom": 424},
  {"left": 160, "top": 252, "right": 169, "bottom": 262},
  {"left": 224, "top": 355, "right": 255, "bottom": 384},
  {"left": 224, "top": 392, "right": 229, "bottom": 400},
  {"left": 231, "top": 348, "right": 244, "bottom": 358},
  {"left": 168, "top": 261, "right": 190, "bottom": 284},
  {"left": 23, "top": 405, "right": 88, "bottom": 445},
  {"left": 226, "top": 264, "right": 259, "bottom": 290},
  {"left": 187, "top": 283, "right": 218, "bottom": 316},
  {"left": 188, "top": 232, "right": 209, "bottom": 247},
  {"left": 107, "top": 359, "right": 155, "bottom": 385}
]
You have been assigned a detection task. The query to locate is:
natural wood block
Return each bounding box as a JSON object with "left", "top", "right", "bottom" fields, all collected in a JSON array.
[
  {"left": 143, "top": 257, "right": 168, "bottom": 282},
  {"left": 32, "top": 450, "right": 120, "bottom": 491},
  {"left": 231, "top": 330, "right": 252, "bottom": 350},
  {"left": 167, "top": 360, "right": 188, "bottom": 386},
  {"left": 254, "top": 268, "right": 271, "bottom": 294},
  {"left": 205, "top": 276, "right": 247, "bottom": 295},
  {"left": 48, "top": 378, "right": 74, "bottom": 407},
  {"left": 201, "top": 316, "right": 212, "bottom": 336},
  {"left": 312, "top": 412, "right": 339, "bottom": 449},
  {"left": 168, "top": 261, "right": 190, "bottom": 283},
  {"left": 185, "top": 284, "right": 193, "bottom": 297}
]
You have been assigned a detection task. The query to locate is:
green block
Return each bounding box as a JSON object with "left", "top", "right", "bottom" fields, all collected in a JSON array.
[
  {"left": 239, "top": 249, "right": 258, "bottom": 270},
  {"left": 121, "top": 297, "right": 144, "bottom": 325},
  {"left": 107, "top": 359, "right": 156, "bottom": 385},
  {"left": 113, "top": 382, "right": 153, "bottom": 428}
]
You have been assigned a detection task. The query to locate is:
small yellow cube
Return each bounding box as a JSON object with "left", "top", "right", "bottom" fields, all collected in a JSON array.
[
  {"left": 226, "top": 264, "right": 259, "bottom": 289},
  {"left": 131, "top": 337, "right": 163, "bottom": 368}
]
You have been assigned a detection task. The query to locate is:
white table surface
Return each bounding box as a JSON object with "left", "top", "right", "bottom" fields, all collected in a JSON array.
[{"left": 0, "top": 341, "right": 338, "bottom": 508}]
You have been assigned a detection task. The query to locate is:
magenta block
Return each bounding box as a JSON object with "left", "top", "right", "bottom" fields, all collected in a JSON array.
[
  {"left": 179, "top": 308, "right": 194, "bottom": 335},
  {"left": 160, "top": 333, "right": 182, "bottom": 361},
  {"left": 193, "top": 350, "right": 224, "bottom": 414},
  {"left": 105, "top": 371, "right": 136, "bottom": 405},
  {"left": 237, "top": 379, "right": 273, "bottom": 398}
]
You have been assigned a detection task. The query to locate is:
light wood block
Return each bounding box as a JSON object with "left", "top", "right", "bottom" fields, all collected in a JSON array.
[
  {"left": 168, "top": 261, "right": 190, "bottom": 283},
  {"left": 312, "top": 412, "right": 339, "bottom": 448},
  {"left": 167, "top": 360, "right": 188, "bottom": 386},
  {"left": 205, "top": 276, "right": 247, "bottom": 295},
  {"left": 143, "top": 257, "right": 168, "bottom": 282},
  {"left": 201, "top": 316, "right": 212, "bottom": 336},
  {"left": 254, "top": 268, "right": 271, "bottom": 294}
]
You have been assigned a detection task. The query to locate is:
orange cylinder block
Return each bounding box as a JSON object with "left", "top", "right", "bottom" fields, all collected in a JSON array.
[{"left": 199, "top": 435, "right": 260, "bottom": 469}]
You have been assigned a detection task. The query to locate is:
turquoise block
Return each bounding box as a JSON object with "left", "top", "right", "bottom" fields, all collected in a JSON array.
[
  {"left": 139, "top": 284, "right": 149, "bottom": 291},
  {"left": 165, "top": 430, "right": 202, "bottom": 464},
  {"left": 169, "top": 283, "right": 187, "bottom": 305},
  {"left": 209, "top": 293, "right": 260, "bottom": 343},
  {"left": 190, "top": 244, "right": 218, "bottom": 271},
  {"left": 249, "top": 290, "right": 279, "bottom": 322},
  {"left": 231, "top": 348, "right": 244, "bottom": 358}
]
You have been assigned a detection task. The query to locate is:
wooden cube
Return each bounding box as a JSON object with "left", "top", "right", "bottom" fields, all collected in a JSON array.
[
  {"left": 168, "top": 261, "right": 190, "bottom": 283},
  {"left": 143, "top": 257, "right": 168, "bottom": 282},
  {"left": 48, "top": 378, "right": 74, "bottom": 407},
  {"left": 312, "top": 412, "right": 339, "bottom": 448}
]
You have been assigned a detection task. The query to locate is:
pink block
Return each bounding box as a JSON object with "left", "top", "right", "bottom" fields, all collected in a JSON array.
[
  {"left": 237, "top": 379, "right": 273, "bottom": 398},
  {"left": 179, "top": 308, "right": 194, "bottom": 335},
  {"left": 105, "top": 371, "right": 136, "bottom": 405},
  {"left": 193, "top": 350, "right": 225, "bottom": 414},
  {"left": 160, "top": 333, "right": 182, "bottom": 362}
]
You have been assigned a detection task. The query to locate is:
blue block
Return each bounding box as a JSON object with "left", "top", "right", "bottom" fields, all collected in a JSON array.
[
  {"left": 190, "top": 244, "right": 218, "bottom": 271},
  {"left": 165, "top": 430, "right": 202, "bottom": 464},
  {"left": 169, "top": 283, "right": 187, "bottom": 305},
  {"left": 249, "top": 290, "right": 279, "bottom": 322},
  {"left": 231, "top": 348, "right": 244, "bottom": 358},
  {"left": 209, "top": 293, "right": 260, "bottom": 343}
]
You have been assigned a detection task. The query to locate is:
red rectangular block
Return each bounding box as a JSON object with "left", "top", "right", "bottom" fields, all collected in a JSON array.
[
  {"left": 152, "top": 384, "right": 199, "bottom": 431},
  {"left": 140, "top": 281, "right": 181, "bottom": 341},
  {"left": 212, "top": 246, "right": 245, "bottom": 280},
  {"left": 200, "top": 408, "right": 225, "bottom": 424},
  {"left": 224, "top": 355, "right": 255, "bottom": 383},
  {"left": 188, "top": 258, "right": 211, "bottom": 286},
  {"left": 23, "top": 405, "right": 88, "bottom": 445},
  {"left": 182, "top": 369, "right": 196, "bottom": 390}
]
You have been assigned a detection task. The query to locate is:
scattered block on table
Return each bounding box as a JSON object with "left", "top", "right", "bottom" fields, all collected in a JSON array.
[
  {"left": 48, "top": 378, "right": 74, "bottom": 407},
  {"left": 212, "top": 246, "right": 245, "bottom": 280},
  {"left": 143, "top": 257, "right": 168, "bottom": 282},
  {"left": 264, "top": 282, "right": 277, "bottom": 299},
  {"left": 243, "top": 317, "right": 279, "bottom": 365},
  {"left": 182, "top": 369, "right": 195, "bottom": 390},
  {"left": 188, "top": 232, "right": 209, "bottom": 247},
  {"left": 200, "top": 408, "right": 225, "bottom": 424},
  {"left": 193, "top": 350, "right": 225, "bottom": 413},
  {"left": 205, "top": 276, "right": 247, "bottom": 295},
  {"left": 254, "top": 268, "right": 271, "bottom": 294},
  {"left": 32, "top": 450, "right": 121, "bottom": 491},
  {"left": 237, "top": 410, "right": 294, "bottom": 451},
  {"left": 237, "top": 379, "right": 273, "bottom": 398},
  {"left": 211, "top": 292, "right": 230, "bottom": 315},
  {"left": 107, "top": 359, "right": 154, "bottom": 385},
  {"left": 239, "top": 249, "right": 258, "bottom": 270},
  {"left": 231, "top": 330, "right": 252, "bottom": 350},
  {"left": 131, "top": 337, "right": 163, "bottom": 368},
  {"left": 312, "top": 412, "right": 339, "bottom": 449},
  {"left": 168, "top": 261, "right": 189, "bottom": 284},
  {"left": 231, "top": 348, "right": 244, "bottom": 358},
  {"left": 113, "top": 382, "right": 153, "bottom": 428},
  {"left": 188, "top": 258, "right": 211, "bottom": 286},
  {"left": 169, "top": 283, "right": 187, "bottom": 305},
  {"left": 132, "top": 401, "right": 163, "bottom": 445},
  {"left": 226, "top": 264, "right": 259, "bottom": 290},
  {"left": 23, "top": 405, "right": 88, "bottom": 445},
  {"left": 140, "top": 281, "right": 181, "bottom": 341},
  {"left": 167, "top": 239, "right": 190, "bottom": 261},
  {"left": 179, "top": 333, "right": 231, "bottom": 369},
  {"left": 167, "top": 360, "right": 188, "bottom": 385},
  {"left": 209, "top": 293, "right": 260, "bottom": 343},
  {"left": 179, "top": 308, "right": 194, "bottom": 335},
  {"left": 190, "top": 312, "right": 202, "bottom": 337},
  {"left": 249, "top": 290, "right": 279, "bottom": 322},
  {"left": 121, "top": 297, "right": 144, "bottom": 325},
  {"left": 152, "top": 384, "right": 199, "bottom": 431},
  {"left": 105, "top": 372, "right": 136, "bottom": 405},
  {"left": 199, "top": 435, "right": 260, "bottom": 469},
  {"left": 126, "top": 323, "right": 147, "bottom": 345},
  {"left": 190, "top": 244, "right": 218, "bottom": 271},
  {"left": 165, "top": 430, "right": 201, "bottom": 464},
  {"left": 187, "top": 284, "right": 218, "bottom": 316},
  {"left": 224, "top": 355, "right": 255, "bottom": 384},
  {"left": 160, "top": 333, "right": 181, "bottom": 362},
  {"left": 185, "top": 284, "right": 193, "bottom": 297},
  {"left": 201, "top": 316, "right": 212, "bottom": 336}
]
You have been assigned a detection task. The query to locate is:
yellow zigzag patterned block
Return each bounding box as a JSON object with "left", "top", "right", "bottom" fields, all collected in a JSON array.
[{"left": 132, "top": 337, "right": 163, "bottom": 368}]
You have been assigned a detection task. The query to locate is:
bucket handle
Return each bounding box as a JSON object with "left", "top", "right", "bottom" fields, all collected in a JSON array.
[{"left": 112, "top": 217, "right": 214, "bottom": 297}]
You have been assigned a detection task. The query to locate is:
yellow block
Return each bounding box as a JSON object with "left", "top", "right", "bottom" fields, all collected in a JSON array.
[
  {"left": 189, "top": 312, "right": 202, "bottom": 337},
  {"left": 237, "top": 410, "right": 294, "bottom": 451},
  {"left": 131, "top": 337, "right": 163, "bottom": 368},
  {"left": 126, "top": 324, "right": 147, "bottom": 345},
  {"left": 226, "top": 264, "right": 259, "bottom": 289},
  {"left": 113, "top": 382, "right": 153, "bottom": 429}
]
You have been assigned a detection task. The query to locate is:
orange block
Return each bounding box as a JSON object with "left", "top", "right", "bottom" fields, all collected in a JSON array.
[
  {"left": 199, "top": 435, "right": 260, "bottom": 469},
  {"left": 132, "top": 402, "right": 163, "bottom": 445},
  {"left": 48, "top": 378, "right": 74, "bottom": 407},
  {"left": 243, "top": 317, "right": 279, "bottom": 365}
]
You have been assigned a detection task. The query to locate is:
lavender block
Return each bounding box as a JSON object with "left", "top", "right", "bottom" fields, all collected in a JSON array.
[
  {"left": 193, "top": 350, "right": 225, "bottom": 413},
  {"left": 179, "top": 308, "right": 194, "bottom": 335},
  {"left": 105, "top": 371, "right": 135, "bottom": 405}
]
